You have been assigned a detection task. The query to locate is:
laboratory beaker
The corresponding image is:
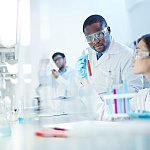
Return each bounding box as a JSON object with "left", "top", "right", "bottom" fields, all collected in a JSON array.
[{"left": 0, "top": 95, "right": 11, "bottom": 137}]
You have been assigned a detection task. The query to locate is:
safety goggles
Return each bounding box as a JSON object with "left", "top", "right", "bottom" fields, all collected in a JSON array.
[
  {"left": 85, "top": 28, "right": 108, "bottom": 44},
  {"left": 133, "top": 49, "right": 150, "bottom": 60}
]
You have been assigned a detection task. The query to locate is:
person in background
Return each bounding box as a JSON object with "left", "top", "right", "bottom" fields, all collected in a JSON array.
[
  {"left": 38, "top": 52, "right": 77, "bottom": 99},
  {"left": 38, "top": 52, "right": 104, "bottom": 119},
  {"left": 51, "top": 52, "right": 75, "bottom": 87},
  {"left": 130, "top": 34, "right": 150, "bottom": 111},
  {"left": 77, "top": 14, "right": 143, "bottom": 95}
]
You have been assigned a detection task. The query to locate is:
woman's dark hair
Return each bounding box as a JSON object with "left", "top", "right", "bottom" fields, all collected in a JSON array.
[
  {"left": 137, "top": 34, "right": 150, "bottom": 51},
  {"left": 52, "top": 52, "right": 65, "bottom": 60}
]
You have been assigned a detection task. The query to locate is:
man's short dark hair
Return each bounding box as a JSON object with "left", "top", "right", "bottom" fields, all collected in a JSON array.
[
  {"left": 83, "top": 14, "right": 107, "bottom": 33},
  {"left": 52, "top": 52, "right": 65, "bottom": 60}
]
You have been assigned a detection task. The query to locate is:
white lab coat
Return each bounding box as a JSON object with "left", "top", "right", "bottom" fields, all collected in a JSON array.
[
  {"left": 130, "top": 88, "right": 150, "bottom": 111},
  {"left": 39, "top": 66, "right": 77, "bottom": 98},
  {"left": 79, "top": 83, "right": 105, "bottom": 120},
  {"left": 38, "top": 65, "right": 90, "bottom": 114},
  {"left": 87, "top": 38, "right": 143, "bottom": 94}
]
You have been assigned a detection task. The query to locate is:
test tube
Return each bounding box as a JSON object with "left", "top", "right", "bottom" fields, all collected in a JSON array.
[
  {"left": 106, "top": 88, "right": 113, "bottom": 114},
  {"left": 123, "top": 80, "right": 130, "bottom": 113},
  {"left": 87, "top": 59, "right": 92, "bottom": 76},
  {"left": 117, "top": 89, "right": 124, "bottom": 114},
  {"left": 106, "top": 71, "right": 113, "bottom": 114},
  {"left": 85, "top": 48, "right": 92, "bottom": 77},
  {"left": 113, "top": 89, "right": 118, "bottom": 114}
]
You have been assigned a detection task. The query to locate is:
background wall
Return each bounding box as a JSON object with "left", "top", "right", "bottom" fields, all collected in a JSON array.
[
  {"left": 1, "top": 0, "right": 150, "bottom": 103},
  {"left": 125, "top": 0, "right": 150, "bottom": 41},
  {"left": 28, "top": 0, "right": 132, "bottom": 68}
]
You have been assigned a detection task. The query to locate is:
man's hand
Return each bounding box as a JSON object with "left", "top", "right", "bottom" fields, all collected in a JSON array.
[{"left": 51, "top": 69, "right": 59, "bottom": 79}]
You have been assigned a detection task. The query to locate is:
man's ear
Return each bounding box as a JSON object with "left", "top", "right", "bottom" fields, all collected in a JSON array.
[
  {"left": 107, "top": 26, "right": 111, "bottom": 34},
  {"left": 64, "top": 58, "right": 66, "bottom": 63}
]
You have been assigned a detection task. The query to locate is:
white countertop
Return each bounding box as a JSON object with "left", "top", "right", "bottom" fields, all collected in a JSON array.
[{"left": 0, "top": 118, "right": 150, "bottom": 150}]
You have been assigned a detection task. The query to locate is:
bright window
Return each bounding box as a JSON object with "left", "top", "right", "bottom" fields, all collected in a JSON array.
[{"left": 0, "top": 0, "right": 18, "bottom": 47}]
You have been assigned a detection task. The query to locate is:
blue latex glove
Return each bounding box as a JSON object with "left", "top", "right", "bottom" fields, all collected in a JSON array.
[{"left": 76, "top": 55, "right": 88, "bottom": 79}]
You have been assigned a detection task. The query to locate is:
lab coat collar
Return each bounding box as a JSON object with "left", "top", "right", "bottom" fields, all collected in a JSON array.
[
  {"left": 92, "top": 37, "right": 119, "bottom": 67},
  {"left": 58, "top": 66, "right": 68, "bottom": 75},
  {"left": 106, "top": 37, "right": 120, "bottom": 55}
]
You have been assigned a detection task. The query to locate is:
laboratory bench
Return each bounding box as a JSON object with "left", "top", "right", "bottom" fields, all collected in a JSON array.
[{"left": 0, "top": 113, "right": 150, "bottom": 150}]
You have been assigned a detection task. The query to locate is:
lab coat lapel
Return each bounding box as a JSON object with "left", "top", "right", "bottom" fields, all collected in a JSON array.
[
  {"left": 94, "top": 53, "right": 109, "bottom": 67},
  {"left": 93, "top": 38, "right": 117, "bottom": 67}
]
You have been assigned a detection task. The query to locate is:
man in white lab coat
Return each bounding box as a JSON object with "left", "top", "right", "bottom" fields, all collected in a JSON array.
[
  {"left": 77, "top": 15, "right": 143, "bottom": 95},
  {"left": 39, "top": 52, "right": 77, "bottom": 99},
  {"left": 38, "top": 52, "right": 103, "bottom": 117},
  {"left": 37, "top": 52, "right": 85, "bottom": 114}
]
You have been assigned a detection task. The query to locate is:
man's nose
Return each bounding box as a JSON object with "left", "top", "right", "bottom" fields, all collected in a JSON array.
[{"left": 92, "top": 38, "right": 99, "bottom": 45}]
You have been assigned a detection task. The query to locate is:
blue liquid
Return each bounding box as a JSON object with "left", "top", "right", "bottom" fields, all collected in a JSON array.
[
  {"left": 123, "top": 80, "right": 130, "bottom": 113},
  {"left": 117, "top": 89, "right": 124, "bottom": 113},
  {"left": 0, "top": 127, "right": 11, "bottom": 137},
  {"left": 18, "top": 117, "right": 32, "bottom": 124},
  {"left": 107, "top": 88, "right": 113, "bottom": 114}
]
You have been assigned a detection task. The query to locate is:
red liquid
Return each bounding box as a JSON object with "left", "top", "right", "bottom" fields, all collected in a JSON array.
[{"left": 87, "top": 60, "right": 92, "bottom": 76}]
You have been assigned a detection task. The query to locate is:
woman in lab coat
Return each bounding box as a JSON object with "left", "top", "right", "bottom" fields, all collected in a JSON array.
[{"left": 130, "top": 34, "right": 150, "bottom": 111}]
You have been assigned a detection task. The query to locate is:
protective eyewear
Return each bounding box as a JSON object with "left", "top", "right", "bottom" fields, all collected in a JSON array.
[
  {"left": 133, "top": 49, "right": 150, "bottom": 60},
  {"left": 85, "top": 28, "right": 108, "bottom": 44}
]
